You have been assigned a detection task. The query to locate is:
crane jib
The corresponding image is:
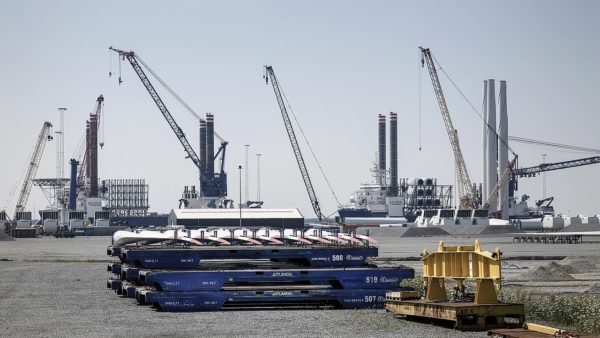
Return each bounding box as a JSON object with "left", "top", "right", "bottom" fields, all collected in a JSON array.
[
  {"left": 265, "top": 66, "right": 324, "bottom": 220},
  {"left": 420, "top": 47, "right": 476, "bottom": 207},
  {"left": 121, "top": 53, "right": 202, "bottom": 170},
  {"left": 514, "top": 156, "right": 600, "bottom": 177},
  {"left": 14, "top": 122, "right": 53, "bottom": 215}
]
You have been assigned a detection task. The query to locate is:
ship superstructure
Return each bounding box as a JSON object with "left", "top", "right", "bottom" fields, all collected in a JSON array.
[{"left": 337, "top": 113, "right": 453, "bottom": 223}]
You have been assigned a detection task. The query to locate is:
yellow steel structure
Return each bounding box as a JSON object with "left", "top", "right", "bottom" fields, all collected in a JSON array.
[{"left": 422, "top": 240, "right": 502, "bottom": 304}]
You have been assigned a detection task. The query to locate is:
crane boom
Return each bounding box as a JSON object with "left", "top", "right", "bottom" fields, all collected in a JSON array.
[
  {"left": 264, "top": 66, "right": 324, "bottom": 221},
  {"left": 514, "top": 156, "right": 600, "bottom": 177},
  {"left": 15, "top": 121, "right": 53, "bottom": 214},
  {"left": 109, "top": 47, "right": 201, "bottom": 169},
  {"left": 484, "top": 155, "right": 518, "bottom": 210},
  {"left": 420, "top": 47, "right": 476, "bottom": 208},
  {"left": 508, "top": 156, "right": 600, "bottom": 205},
  {"left": 509, "top": 136, "right": 600, "bottom": 154}
]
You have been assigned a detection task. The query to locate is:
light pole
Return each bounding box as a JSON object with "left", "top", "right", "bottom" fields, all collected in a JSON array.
[
  {"left": 256, "top": 153, "right": 261, "bottom": 201},
  {"left": 238, "top": 165, "right": 242, "bottom": 228},
  {"left": 244, "top": 145, "right": 250, "bottom": 203},
  {"left": 542, "top": 153, "right": 547, "bottom": 199},
  {"left": 56, "top": 107, "right": 67, "bottom": 225}
]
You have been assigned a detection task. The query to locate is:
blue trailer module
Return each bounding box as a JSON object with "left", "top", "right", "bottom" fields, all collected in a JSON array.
[
  {"left": 106, "top": 242, "right": 414, "bottom": 312},
  {"left": 139, "top": 267, "right": 413, "bottom": 292},
  {"left": 111, "top": 245, "right": 379, "bottom": 269}
]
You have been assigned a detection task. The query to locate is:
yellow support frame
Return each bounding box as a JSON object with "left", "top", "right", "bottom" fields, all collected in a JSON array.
[{"left": 422, "top": 240, "right": 502, "bottom": 304}]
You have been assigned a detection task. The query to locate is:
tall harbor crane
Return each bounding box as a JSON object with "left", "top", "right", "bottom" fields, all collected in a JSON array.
[
  {"left": 109, "top": 47, "right": 228, "bottom": 200},
  {"left": 109, "top": 47, "right": 202, "bottom": 168},
  {"left": 77, "top": 95, "right": 104, "bottom": 194},
  {"left": 14, "top": 121, "right": 53, "bottom": 218},
  {"left": 264, "top": 66, "right": 325, "bottom": 221},
  {"left": 420, "top": 47, "right": 477, "bottom": 208},
  {"left": 420, "top": 47, "right": 519, "bottom": 212}
]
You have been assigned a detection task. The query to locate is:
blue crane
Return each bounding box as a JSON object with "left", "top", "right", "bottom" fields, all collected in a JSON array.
[{"left": 109, "top": 47, "right": 228, "bottom": 200}]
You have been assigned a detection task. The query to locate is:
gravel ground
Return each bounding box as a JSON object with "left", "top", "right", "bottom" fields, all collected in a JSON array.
[
  {"left": 2, "top": 234, "right": 600, "bottom": 337},
  {"left": 0, "top": 237, "right": 489, "bottom": 338},
  {"left": 0, "top": 231, "right": 14, "bottom": 241},
  {"left": 0, "top": 261, "right": 484, "bottom": 338}
]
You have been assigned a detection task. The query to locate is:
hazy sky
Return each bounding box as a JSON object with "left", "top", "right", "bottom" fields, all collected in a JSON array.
[{"left": 1, "top": 1, "right": 599, "bottom": 218}]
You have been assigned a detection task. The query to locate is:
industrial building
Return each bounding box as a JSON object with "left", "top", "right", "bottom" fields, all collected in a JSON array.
[{"left": 168, "top": 208, "right": 304, "bottom": 228}]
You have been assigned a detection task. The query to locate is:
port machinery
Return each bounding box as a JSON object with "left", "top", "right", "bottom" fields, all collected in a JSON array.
[
  {"left": 109, "top": 47, "right": 229, "bottom": 208},
  {"left": 106, "top": 228, "right": 415, "bottom": 311},
  {"left": 509, "top": 155, "right": 600, "bottom": 197},
  {"left": 420, "top": 47, "right": 518, "bottom": 212},
  {"left": 3, "top": 121, "right": 53, "bottom": 231},
  {"left": 264, "top": 66, "right": 340, "bottom": 222}
]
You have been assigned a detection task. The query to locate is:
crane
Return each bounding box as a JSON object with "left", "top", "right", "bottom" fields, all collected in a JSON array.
[
  {"left": 510, "top": 156, "right": 600, "bottom": 196},
  {"left": 109, "top": 47, "right": 228, "bottom": 199},
  {"left": 14, "top": 121, "right": 53, "bottom": 218},
  {"left": 263, "top": 66, "right": 325, "bottom": 221},
  {"left": 507, "top": 136, "right": 600, "bottom": 200},
  {"left": 109, "top": 47, "right": 202, "bottom": 169},
  {"left": 77, "top": 95, "right": 104, "bottom": 188},
  {"left": 420, "top": 47, "right": 477, "bottom": 208}
]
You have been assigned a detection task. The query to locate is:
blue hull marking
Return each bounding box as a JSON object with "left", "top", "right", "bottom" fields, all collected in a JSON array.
[{"left": 337, "top": 208, "right": 386, "bottom": 219}]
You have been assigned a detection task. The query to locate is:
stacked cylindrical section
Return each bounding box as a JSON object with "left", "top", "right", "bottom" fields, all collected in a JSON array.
[
  {"left": 206, "top": 113, "right": 215, "bottom": 176},
  {"left": 199, "top": 119, "right": 207, "bottom": 177},
  {"left": 378, "top": 114, "right": 386, "bottom": 186},
  {"left": 85, "top": 121, "right": 90, "bottom": 180},
  {"left": 389, "top": 112, "right": 398, "bottom": 195},
  {"left": 89, "top": 114, "right": 98, "bottom": 197},
  {"left": 69, "top": 159, "right": 78, "bottom": 210},
  {"left": 498, "top": 81, "right": 509, "bottom": 219}
]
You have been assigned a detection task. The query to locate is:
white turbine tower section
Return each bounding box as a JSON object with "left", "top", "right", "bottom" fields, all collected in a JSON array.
[
  {"left": 485, "top": 80, "right": 497, "bottom": 212},
  {"left": 498, "top": 81, "right": 509, "bottom": 219},
  {"left": 482, "top": 81, "right": 489, "bottom": 201}
]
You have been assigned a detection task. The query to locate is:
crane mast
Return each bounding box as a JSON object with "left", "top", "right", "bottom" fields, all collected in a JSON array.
[
  {"left": 15, "top": 121, "right": 53, "bottom": 215},
  {"left": 109, "top": 47, "right": 201, "bottom": 169},
  {"left": 264, "top": 66, "right": 324, "bottom": 221},
  {"left": 420, "top": 47, "right": 476, "bottom": 208}
]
